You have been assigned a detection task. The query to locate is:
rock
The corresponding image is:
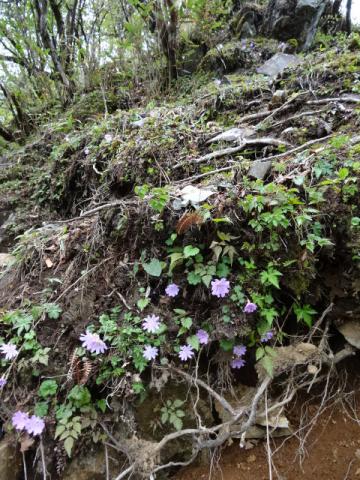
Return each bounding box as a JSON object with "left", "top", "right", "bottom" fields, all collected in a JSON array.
[
  {"left": 257, "top": 53, "right": 302, "bottom": 78},
  {"left": 263, "top": 0, "right": 328, "bottom": 49},
  {"left": 0, "top": 437, "right": 22, "bottom": 480},
  {"left": 337, "top": 321, "right": 360, "bottom": 349},
  {"left": 62, "top": 446, "right": 119, "bottom": 480},
  {"left": 0, "top": 253, "right": 16, "bottom": 268},
  {"left": 207, "top": 127, "right": 256, "bottom": 144},
  {"left": 248, "top": 160, "right": 272, "bottom": 180},
  {"left": 270, "top": 89, "right": 287, "bottom": 107}
]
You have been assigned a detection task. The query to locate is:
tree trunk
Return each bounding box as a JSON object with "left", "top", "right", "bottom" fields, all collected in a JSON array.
[{"left": 346, "top": 0, "right": 352, "bottom": 34}]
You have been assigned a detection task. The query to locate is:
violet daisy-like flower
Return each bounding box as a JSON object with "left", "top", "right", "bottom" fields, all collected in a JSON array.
[
  {"left": 231, "top": 358, "right": 246, "bottom": 369},
  {"left": 178, "top": 345, "right": 195, "bottom": 361},
  {"left": 0, "top": 343, "right": 19, "bottom": 360},
  {"left": 243, "top": 301, "right": 257, "bottom": 314},
  {"left": 25, "top": 415, "right": 45, "bottom": 436},
  {"left": 261, "top": 331, "right": 274, "bottom": 343},
  {"left": 143, "top": 345, "right": 158, "bottom": 361},
  {"left": 79, "top": 331, "right": 108, "bottom": 355},
  {"left": 233, "top": 345, "right": 247, "bottom": 357},
  {"left": 12, "top": 411, "right": 29, "bottom": 431},
  {"left": 211, "top": 278, "right": 230, "bottom": 298},
  {"left": 0, "top": 377, "right": 7, "bottom": 388},
  {"left": 165, "top": 283, "right": 180, "bottom": 297},
  {"left": 142, "top": 315, "right": 161, "bottom": 334},
  {"left": 196, "top": 329, "right": 209, "bottom": 345}
]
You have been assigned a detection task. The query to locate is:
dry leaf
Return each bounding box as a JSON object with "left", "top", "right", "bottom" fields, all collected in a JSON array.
[{"left": 176, "top": 212, "right": 203, "bottom": 235}]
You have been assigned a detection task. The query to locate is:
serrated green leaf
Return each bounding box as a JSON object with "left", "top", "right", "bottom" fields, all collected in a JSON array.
[{"left": 187, "top": 335, "right": 199, "bottom": 351}]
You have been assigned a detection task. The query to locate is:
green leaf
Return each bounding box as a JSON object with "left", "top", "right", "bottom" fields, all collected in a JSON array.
[
  {"left": 43, "top": 303, "right": 62, "bottom": 319},
  {"left": 173, "top": 399, "right": 184, "bottom": 408},
  {"left": 201, "top": 274, "right": 212, "bottom": 287},
  {"left": 294, "top": 303, "right": 317, "bottom": 328},
  {"left": 187, "top": 271, "right": 202, "bottom": 285},
  {"left": 34, "top": 402, "right": 49, "bottom": 417},
  {"left": 260, "top": 354, "right": 274, "bottom": 377},
  {"left": 38, "top": 379, "right": 58, "bottom": 398},
  {"left": 161, "top": 411, "right": 169, "bottom": 423},
  {"left": 260, "top": 268, "right": 282, "bottom": 289},
  {"left": 256, "top": 347, "right": 265, "bottom": 361},
  {"left": 183, "top": 245, "right": 200, "bottom": 258},
  {"left": 181, "top": 317, "right": 192, "bottom": 330},
  {"left": 96, "top": 399, "right": 107, "bottom": 413},
  {"left": 172, "top": 416, "right": 183, "bottom": 431},
  {"left": 219, "top": 338, "right": 234, "bottom": 352},
  {"left": 64, "top": 437, "right": 74, "bottom": 457},
  {"left": 143, "top": 258, "right": 162, "bottom": 277},
  {"left": 169, "top": 252, "right": 184, "bottom": 273},
  {"left": 187, "top": 335, "right": 200, "bottom": 351},
  {"left": 137, "top": 298, "right": 150, "bottom": 311}
]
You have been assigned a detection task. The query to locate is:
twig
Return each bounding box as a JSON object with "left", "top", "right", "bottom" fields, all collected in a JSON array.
[
  {"left": 307, "top": 303, "right": 333, "bottom": 342},
  {"left": 173, "top": 165, "right": 236, "bottom": 185},
  {"left": 265, "top": 388, "right": 273, "bottom": 480},
  {"left": 257, "top": 134, "right": 334, "bottom": 163},
  {"left": 40, "top": 439, "right": 47, "bottom": 480},
  {"left": 185, "top": 137, "right": 290, "bottom": 166},
  {"left": 271, "top": 108, "right": 328, "bottom": 129},
  {"left": 168, "top": 366, "right": 236, "bottom": 416},
  {"left": 256, "top": 93, "right": 306, "bottom": 130},
  {"left": 307, "top": 95, "right": 360, "bottom": 105},
  {"left": 105, "top": 444, "right": 110, "bottom": 480},
  {"left": 113, "top": 464, "right": 134, "bottom": 480},
  {"left": 50, "top": 201, "right": 127, "bottom": 224},
  {"left": 22, "top": 452, "right": 28, "bottom": 480}
]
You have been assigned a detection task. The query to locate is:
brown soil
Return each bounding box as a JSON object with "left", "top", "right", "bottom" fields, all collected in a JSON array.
[{"left": 175, "top": 399, "right": 360, "bottom": 480}]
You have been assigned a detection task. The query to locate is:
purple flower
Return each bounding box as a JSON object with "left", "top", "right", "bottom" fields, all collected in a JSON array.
[
  {"left": 25, "top": 415, "right": 45, "bottom": 436},
  {"left": 165, "top": 284, "right": 180, "bottom": 297},
  {"left": 143, "top": 345, "right": 158, "bottom": 361},
  {"left": 243, "top": 301, "right": 257, "bottom": 314},
  {"left": 12, "top": 411, "right": 29, "bottom": 431},
  {"left": 0, "top": 343, "right": 19, "bottom": 360},
  {"left": 231, "top": 358, "right": 246, "bottom": 369},
  {"left": 211, "top": 278, "right": 230, "bottom": 298},
  {"left": 79, "top": 331, "right": 108, "bottom": 354},
  {"left": 196, "top": 329, "right": 209, "bottom": 345},
  {"left": 104, "top": 133, "right": 113, "bottom": 142},
  {"left": 233, "top": 345, "right": 246, "bottom": 357},
  {"left": 0, "top": 377, "right": 7, "bottom": 388},
  {"left": 178, "top": 345, "right": 195, "bottom": 361},
  {"left": 261, "top": 331, "right": 274, "bottom": 343},
  {"left": 142, "top": 315, "right": 161, "bottom": 334}
]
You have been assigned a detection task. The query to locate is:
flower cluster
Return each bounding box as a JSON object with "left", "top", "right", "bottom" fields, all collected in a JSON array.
[
  {"left": 0, "top": 343, "right": 19, "bottom": 360},
  {"left": 243, "top": 301, "right": 257, "bottom": 314},
  {"left": 196, "top": 329, "right": 209, "bottom": 345},
  {"left": 12, "top": 411, "right": 45, "bottom": 436},
  {"left": 261, "top": 331, "right": 274, "bottom": 343},
  {"left": 0, "top": 377, "right": 6, "bottom": 388},
  {"left": 211, "top": 278, "right": 230, "bottom": 298},
  {"left": 142, "top": 314, "right": 161, "bottom": 334},
  {"left": 80, "top": 331, "right": 108, "bottom": 354},
  {"left": 231, "top": 344, "right": 247, "bottom": 369},
  {"left": 165, "top": 283, "right": 180, "bottom": 297},
  {"left": 178, "top": 345, "right": 194, "bottom": 361}
]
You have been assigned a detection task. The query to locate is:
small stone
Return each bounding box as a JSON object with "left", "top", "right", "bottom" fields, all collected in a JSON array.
[
  {"left": 248, "top": 160, "right": 272, "bottom": 180},
  {"left": 247, "top": 454, "right": 256, "bottom": 463},
  {"left": 257, "top": 53, "right": 302, "bottom": 78},
  {"left": 337, "top": 321, "right": 360, "bottom": 349},
  {"left": 307, "top": 364, "right": 318, "bottom": 375}
]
